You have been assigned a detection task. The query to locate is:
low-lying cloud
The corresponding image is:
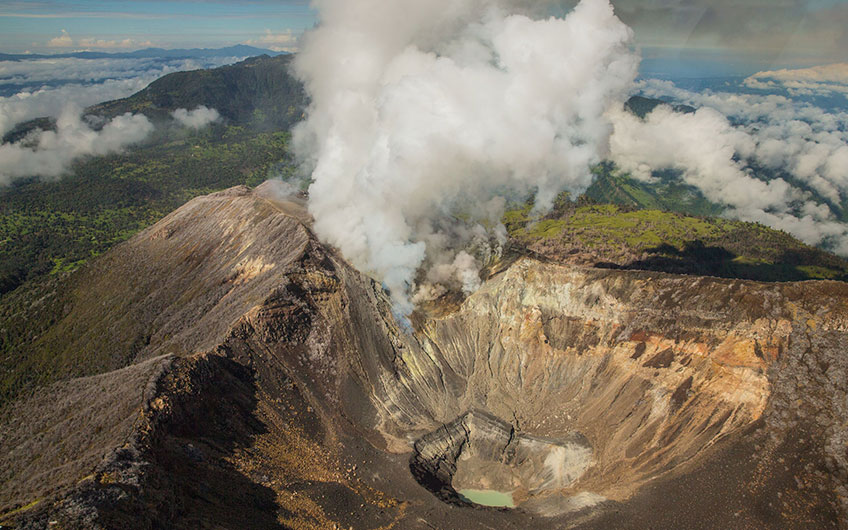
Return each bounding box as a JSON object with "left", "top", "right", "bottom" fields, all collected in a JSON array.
[
  {"left": 295, "top": 0, "right": 638, "bottom": 315},
  {"left": 172, "top": 106, "right": 220, "bottom": 129},
  {"left": 0, "top": 77, "right": 150, "bottom": 137},
  {"left": 0, "top": 106, "right": 153, "bottom": 185},
  {"left": 744, "top": 63, "right": 848, "bottom": 96},
  {"left": 612, "top": 80, "right": 848, "bottom": 256},
  {"left": 0, "top": 56, "right": 244, "bottom": 136},
  {"left": 0, "top": 57, "right": 233, "bottom": 90}
]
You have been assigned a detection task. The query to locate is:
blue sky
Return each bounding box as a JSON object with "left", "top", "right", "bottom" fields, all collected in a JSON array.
[
  {"left": 0, "top": 0, "right": 317, "bottom": 52},
  {"left": 0, "top": 0, "right": 845, "bottom": 76}
]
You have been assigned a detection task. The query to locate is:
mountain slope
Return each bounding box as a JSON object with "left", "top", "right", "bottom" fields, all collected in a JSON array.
[
  {"left": 0, "top": 54, "right": 307, "bottom": 296},
  {"left": 1, "top": 184, "right": 846, "bottom": 529},
  {"left": 88, "top": 54, "right": 306, "bottom": 130}
]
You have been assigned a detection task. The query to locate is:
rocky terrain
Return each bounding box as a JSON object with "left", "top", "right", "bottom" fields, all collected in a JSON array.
[{"left": 1, "top": 182, "right": 847, "bottom": 529}]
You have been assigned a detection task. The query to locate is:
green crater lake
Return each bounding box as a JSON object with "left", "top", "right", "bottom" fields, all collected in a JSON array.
[{"left": 458, "top": 489, "right": 516, "bottom": 508}]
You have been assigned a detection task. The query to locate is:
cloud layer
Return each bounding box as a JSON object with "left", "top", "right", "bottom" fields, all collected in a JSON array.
[
  {"left": 744, "top": 63, "right": 848, "bottom": 96},
  {"left": 47, "top": 29, "right": 153, "bottom": 50},
  {"left": 612, "top": 80, "right": 848, "bottom": 256},
  {"left": 294, "top": 0, "right": 638, "bottom": 314},
  {"left": 0, "top": 56, "right": 230, "bottom": 186},
  {"left": 0, "top": 55, "right": 243, "bottom": 136}
]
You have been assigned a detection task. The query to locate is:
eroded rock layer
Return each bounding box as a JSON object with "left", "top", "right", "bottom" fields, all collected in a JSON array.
[{"left": 2, "top": 184, "right": 846, "bottom": 530}]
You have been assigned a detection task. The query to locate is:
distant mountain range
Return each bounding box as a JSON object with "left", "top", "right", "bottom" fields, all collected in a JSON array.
[{"left": 0, "top": 44, "right": 285, "bottom": 62}]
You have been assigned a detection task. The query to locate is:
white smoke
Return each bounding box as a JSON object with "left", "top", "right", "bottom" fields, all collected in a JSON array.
[
  {"left": 172, "top": 106, "right": 220, "bottom": 129},
  {"left": 294, "top": 0, "right": 639, "bottom": 314},
  {"left": 0, "top": 106, "right": 153, "bottom": 185}
]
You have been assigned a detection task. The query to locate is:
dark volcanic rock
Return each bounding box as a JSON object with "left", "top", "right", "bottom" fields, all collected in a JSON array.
[{"left": 2, "top": 184, "right": 847, "bottom": 529}]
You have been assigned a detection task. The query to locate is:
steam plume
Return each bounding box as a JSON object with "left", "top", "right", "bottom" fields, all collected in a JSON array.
[{"left": 293, "top": 0, "right": 638, "bottom": 314}]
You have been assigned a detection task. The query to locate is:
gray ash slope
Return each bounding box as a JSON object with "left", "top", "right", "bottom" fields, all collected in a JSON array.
[{"left": 1, "top": 182, "right": 847, "bottom": 529}]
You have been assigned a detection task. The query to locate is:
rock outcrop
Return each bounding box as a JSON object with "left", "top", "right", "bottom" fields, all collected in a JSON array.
[{"left": 2, "top": 183, "right": 847, "bottom": 529}]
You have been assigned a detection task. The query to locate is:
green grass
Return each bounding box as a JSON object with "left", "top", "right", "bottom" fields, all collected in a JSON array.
[{"left": 505, "top": 200, "right": 848, "bottom": 283}]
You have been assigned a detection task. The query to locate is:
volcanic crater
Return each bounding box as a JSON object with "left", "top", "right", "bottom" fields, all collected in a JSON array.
[{"left": 2, "top": 183, "right": 846, "bottom": 529}]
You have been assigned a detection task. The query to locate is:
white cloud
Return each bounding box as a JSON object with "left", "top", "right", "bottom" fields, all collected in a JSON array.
[
  {"left": 45, "top": 29, "right": 154, "bottom": 51},
  {"left": 246, "top": 29, "right": 298, "bottom": 52},
  {"left": 0, "top": 106, "right": 153, "bottom": 185},
  {"left": 47, "top": 29, "right": 73, "bottom": 48},
  {"left": 744, "top": 63, "right": 848, "bottom": 96},
  {"left": 609, "top": 93, "right": 848, "bottom": 256},
  {"left": 171, "top": 106, "right": 220, "bottom": 129},
  {"left": 0, "top": 56, "right": 243, "bottom": 89},
  {"left": 0, "top": 78, "right": 149, "bottom": 137},
  {"left": 634, "top": 79, "right": 848, "bottom": 201},
  {"left": 0, "top": 56, "right": 245, "bottom": 136},
  {"left": 78, "top": 37, "right": 154, "bottom": 50}
]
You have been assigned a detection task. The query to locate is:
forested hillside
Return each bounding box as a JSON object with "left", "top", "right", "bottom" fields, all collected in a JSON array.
[{"left": 0, "top": 54, "right": 305, "bottom": 295}]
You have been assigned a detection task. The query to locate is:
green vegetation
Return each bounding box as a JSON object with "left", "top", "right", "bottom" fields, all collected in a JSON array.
[
  {"left": 0, "top": 124, "right": 292, "bottom": 296},
  {"left": 505, "top": 201, "right": 848, "bottom": 282},
  {"left": 623, "top": 95, "right": 695, "bottom": 119},
  {"left": 583, "top": 162, "right": 723, "bottom": 217},
  {"left": 90, "top": 54, "right": 306, "bottom": 131},
  {"left": 0, "top": 53, "right": 308, "bottom": 409},
  {"left": 1, "top": 54, "right": 308, "bottom": 296}
]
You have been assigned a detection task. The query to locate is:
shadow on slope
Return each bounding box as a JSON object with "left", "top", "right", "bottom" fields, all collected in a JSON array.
[
  {"left": 5, "top": 354, "right": 288, "bottom": 530},
  {"left": 596, "top": 240, "right": 848, "bottom": 283}
]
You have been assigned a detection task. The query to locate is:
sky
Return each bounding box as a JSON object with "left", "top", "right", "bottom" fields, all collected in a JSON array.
[
  {"left": 0, "top": 1, "right": 845, "bottom": 75},
  {"left": 0, "top": 0, "right": 316, "bottom": 53}
]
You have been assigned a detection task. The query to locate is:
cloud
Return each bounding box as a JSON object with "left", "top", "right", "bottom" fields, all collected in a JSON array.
[
  {"left": 47, "top": 29, "right": 73, "bottom": 48},
  {"left": 294, "top": 0, "right": 639, "bottom": 315},
  {"left": 609, "top": 88, "right": 848, "bottom": 256},
  {"left": 0, "top": 78, "right": 149, "bottom": 136},
  {"left": 0, "top": 56, "right": 244, "bottom": 91},
  {"left": 172, "top": 106, "right": 220, "bottom": 129},
  {"left": 44, "top": 29, "right": 154, "bottom": 50},
  {"left": 634, "top": 79, "right": 848, "bottom": 203},
  {"left": 0, "top": 106, "right": 153, "bottom": 185},
  {"left": 0, "top": 56, "right": 246, "bottom": 136},
  {"left": 744, "top": 63, "right": 848, "bottom": 96},
  {"left": 246, "top": 29, "right": 299, "bottom": 52},
  {"left": 77, "top": 37, "right": 155, "bottom": 50}
]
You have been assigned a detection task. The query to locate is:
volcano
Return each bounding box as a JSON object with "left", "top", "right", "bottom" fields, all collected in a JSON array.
[{"left": 2, "top": 183, "right": 846, "bottom": 529}]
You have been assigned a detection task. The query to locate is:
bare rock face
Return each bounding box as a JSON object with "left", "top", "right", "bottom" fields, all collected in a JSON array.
[{"left": 2, "top": 184, "right": 847, "bottom": 529}]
